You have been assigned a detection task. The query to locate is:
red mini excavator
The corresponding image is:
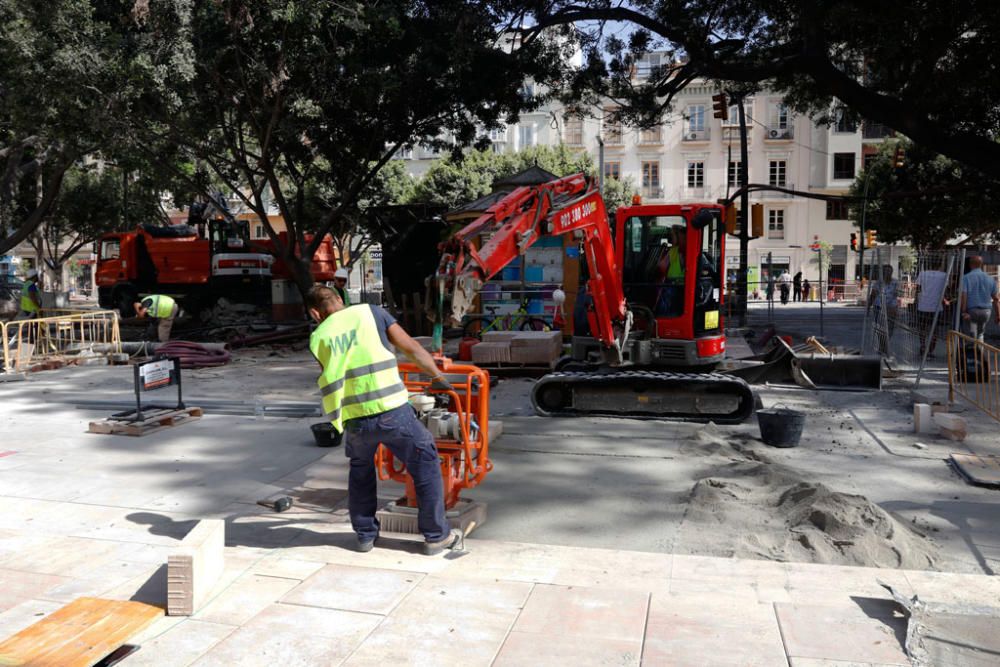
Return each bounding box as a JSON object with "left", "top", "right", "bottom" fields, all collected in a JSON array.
[{"left": 429, "top": 172, "right": 755, "bottom": 423}]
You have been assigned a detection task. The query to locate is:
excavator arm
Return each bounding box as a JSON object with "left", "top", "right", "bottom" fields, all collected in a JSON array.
[{"left": 431, "top": 173, "right": 630, "bottom": 356}]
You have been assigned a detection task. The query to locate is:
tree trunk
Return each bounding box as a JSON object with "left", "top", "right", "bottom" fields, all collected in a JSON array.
[{"left": 288, "top": 256, "right": 315, "bottom": 302}]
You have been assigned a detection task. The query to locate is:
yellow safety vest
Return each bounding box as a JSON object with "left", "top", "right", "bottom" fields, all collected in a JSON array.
[
  {"left": 146, "top": 295, "right": 176, "bottom": 319},
  {"left": 20, "top": 280, "right": 39, "bottom": 314},
  {"left": 667, "top": 246, "right": 685, "bottom": 279},
  {"left": 310, "top": 305, "right": 408, "bottom": 433}
]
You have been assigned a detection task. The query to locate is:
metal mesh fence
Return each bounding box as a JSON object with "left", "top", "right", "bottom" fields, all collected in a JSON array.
[{"left": 861, "top": 247, "right": 965, "bottom": 386}]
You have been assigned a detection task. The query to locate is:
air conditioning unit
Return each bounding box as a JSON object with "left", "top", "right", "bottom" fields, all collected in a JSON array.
[
  {"left": 768, "top": 128, "right": 790, "bottom": 139},
  {"left": 687, "top": 132, "right": 700, "bottom": 140}
]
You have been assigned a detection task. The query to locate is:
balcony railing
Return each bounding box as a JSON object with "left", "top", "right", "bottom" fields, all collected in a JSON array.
[
  {"left": 682, "top": 128, "right": 710, "bottom": 142},
  {"left": 765, "top": 181, "right": 795, "bottom": 198},
  {"left": 765, "top": 126, "right": 793, "bottom": 140},
  {"left": 862, "top": 122, "right": 892, "bottom": 139},
  {"left": 641, "top": 186, "right": 664, "bottom": 200}
]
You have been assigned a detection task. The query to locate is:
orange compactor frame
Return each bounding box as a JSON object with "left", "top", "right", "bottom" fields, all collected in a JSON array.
[{"left": 373, "top": 357, "right": 493, "bottom": 533}]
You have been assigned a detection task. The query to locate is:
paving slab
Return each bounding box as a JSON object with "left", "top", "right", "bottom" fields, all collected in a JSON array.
[
  {"left": 775, "top": 600, "right": 909, "bottom": 665},
  {"left": 494, "top": 631, "right": 642, "bottom": 667},
  {"left": 123, "top": 619, "right": 236, "bottom": 667},
  {"left": 512, "top": 583, "right": 649, "bottom": 643},
  {"left": 642, "top": 591, "right": 788, "bottom": 666},
  {"left": 191, "top": 603, "right": 380, "bottom": 667},
  {"left": 193, "top": 573, "right": 300, "bottom": 626},
  {"left": 280, "top": 563, "right": 423, "bottom": 615}
]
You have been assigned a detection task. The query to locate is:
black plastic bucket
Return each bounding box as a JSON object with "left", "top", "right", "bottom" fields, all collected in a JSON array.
[
  {"left": 757, "top": 407, "right": 805, "bottom": 448},
  {"left": 311, "top": 423, "right": 343, "bottom": 447}
]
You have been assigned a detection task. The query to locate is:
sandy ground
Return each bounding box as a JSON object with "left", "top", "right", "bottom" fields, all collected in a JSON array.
[{"left": 14, "top": 326, "right": 1000, "bottom": 576}]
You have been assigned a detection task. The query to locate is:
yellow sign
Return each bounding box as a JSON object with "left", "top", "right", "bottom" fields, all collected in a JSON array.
[{"left": 705, "top": 310, "right": 719, "bottom": 329}]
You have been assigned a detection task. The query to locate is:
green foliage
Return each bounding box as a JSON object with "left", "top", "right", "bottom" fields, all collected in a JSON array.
[
  {"left": 849, "top": 140, "right": 1000, "bottom": 249},
  {"left": 601, "top": 176, "right": 638, "bottom": 214},
  {"left": 411, "top": 145, "right": 596, "bottom": 209},
  {"left": 0, "top": 0, "right": 194, "bottom": 253},
  {"left": 808, "top": 241, "right": 832, "bottom": 270},
  {"left": 127, "top": 0, "right": 566, "bottom": 289}
]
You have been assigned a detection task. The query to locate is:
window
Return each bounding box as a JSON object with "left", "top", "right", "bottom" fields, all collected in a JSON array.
[
  {"left": 603, "top": 161, "right": 621, "bottom": 182},
  {"left": 768, "top": 160, "right": 787, "bottom": 187},
  {"left": 639, "top": 125, "right": 662, "bottom": 144},
  {"left": 563, "top": 116, "right": 583, "bottom": 146},
  {"left": 687, "top": 161, "right": 705, "bottom": 188},
  {"left": 834, "top": 107, "right": 857, "bottom": 133},
  {"left": 862, "top": 121, "right": 891, "bottom": 139},
  {"left": 489, "top": 126, "right": 507, "bottom": 142},
  {"left": 723, "top": 98, "right": 752, "bottom": 126},
  {"left": 768, "top": 209, "right": 785, "bottom": 240},
  {"left": 728, "top": 160, "right": 742, "bottom": 187},
  {"left": 771, "top": 103, "right": 789, "bottom": 129},
  {"left": 635, "top": 52, "right": 662, "bottom": 79},
  {"left": 518, "top": 124, "right": 536, "bottom": 149},
  {"left": 602, "top": 107, "right": 623, "bottom": 144},
  {"left": 833, "top": 152, "right": 855, "bottom": 179},
  {"left": 826, "top": 200, "right": 850, "bottom": 220},
  {"left": 100, "top": 239, "right": 120, "bottom": 260},
  {"left": 253, "top": 224, "right": 268, "bottom": 240},
  {"left": 641, "top": 161, "right": 660, "bottom": 197},
  {"left": 397, "top": 147, "right": 413, "bottom": 159},
  {"left": 520, "top": 81, "right": 535, "bottom": 100},
  {"left": 687, "top": 105, "right": 706, "bottom": 133}
]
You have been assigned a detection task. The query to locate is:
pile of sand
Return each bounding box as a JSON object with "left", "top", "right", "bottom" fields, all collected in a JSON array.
[{"left": 676, "top": 425, "right": 938, "bottom": 569}]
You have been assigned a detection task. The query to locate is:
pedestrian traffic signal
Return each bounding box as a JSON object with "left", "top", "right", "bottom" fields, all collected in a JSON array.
[
  {"left": 712, "top": 93, "right": 728, "bottom": 120},
  {"left": 865, "top": 229, "right": 877, "bottom": 246},
  {"left": 751, "top": 203, "right": 763, "bottom": 238},
  {"left": 893, "top": 146, "right": 905, "bottom": 169},
  {"left": 850, "top": 232, "right": 858, "bottom": 251}
]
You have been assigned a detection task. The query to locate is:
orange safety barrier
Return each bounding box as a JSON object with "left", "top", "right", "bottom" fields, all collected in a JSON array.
[{"left": 374, "top": 358, "right": 493, "bottom": 509}]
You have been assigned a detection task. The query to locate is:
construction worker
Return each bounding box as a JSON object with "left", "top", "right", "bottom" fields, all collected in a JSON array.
[
  {"left": 655, "top": 226, "right": 686, "bottom": 316},
  {"left": 17, "top": 269, "right": 41, "bottom": 319},
  {"left": 133, "top": 294, "right": 179, "bottom": 342},
  {"left": 306, "top": 284, "right": 462, "bottom": 555},
  {"left": 332, "top": 267, "right": 351, "bottom": 306}
]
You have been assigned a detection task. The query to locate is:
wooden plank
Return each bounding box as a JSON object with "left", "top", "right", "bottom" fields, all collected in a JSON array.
[
  {"left": 0, "top": 597, "right": 163, "bottom": 667},
  {"left": 88, "top": 407, "right": 203, "bottom": 437}
]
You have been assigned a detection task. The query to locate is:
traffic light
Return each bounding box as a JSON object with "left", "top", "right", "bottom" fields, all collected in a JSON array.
[
  {"left": 850, "top": 232, "right": 858, "bottom": 251},
  {"left": 724, "top": 204, "right": 738, "bottom": 235},
  {"left": 865, "top": 229, "right": 877, "bottom": 247},
  {"left": 751, "top": 203, "right": 763, "bottom": 237},
  {"left": 712, "top": 93, "right": 728, "bottom": 120},
  {"left": 893, "top": 146, "right": 905, "bottom": 169}
]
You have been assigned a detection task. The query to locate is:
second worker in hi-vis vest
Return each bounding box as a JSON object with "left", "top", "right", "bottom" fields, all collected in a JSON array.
[{"left": 306, "top": 285, "right": 463, "bottom": 555}]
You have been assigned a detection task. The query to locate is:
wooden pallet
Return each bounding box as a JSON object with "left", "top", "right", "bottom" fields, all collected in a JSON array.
[
  {"left": 0, "top": 597, "right": 163, "bottom": 666},
  {"left": 88, "top": 406, "right": 203, "bottom": 437}
]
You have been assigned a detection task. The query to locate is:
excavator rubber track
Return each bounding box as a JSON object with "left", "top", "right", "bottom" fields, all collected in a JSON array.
[{"left": 531, "top": 371, "right": 756, "bottom": 424}]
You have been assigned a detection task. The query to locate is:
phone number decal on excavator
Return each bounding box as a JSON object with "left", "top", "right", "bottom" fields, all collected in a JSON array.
[{"left": 556, "top": 200, "right": 598, "bottom": 230}]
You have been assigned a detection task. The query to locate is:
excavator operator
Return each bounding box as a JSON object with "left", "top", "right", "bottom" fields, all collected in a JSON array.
[{"left": 655, "top": 226, "right": 686, "bottom": 317}]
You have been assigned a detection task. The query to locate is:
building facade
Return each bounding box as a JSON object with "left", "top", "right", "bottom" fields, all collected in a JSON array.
[{"left": 401, "top": 70, "right": 896, "bottom": 290}]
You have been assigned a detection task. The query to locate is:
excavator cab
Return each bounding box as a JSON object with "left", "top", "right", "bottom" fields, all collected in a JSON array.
[{"left": 601, "top": 203, "right": 726, "bottom": 367}]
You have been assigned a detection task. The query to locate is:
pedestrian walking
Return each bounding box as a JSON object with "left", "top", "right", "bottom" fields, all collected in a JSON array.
[
  {"left": 793, "top": 271, "right": 802, "bottom": 302},
  {"left": 915, "top": 263, "right": 949, "bottom": 357},
  {"left": 778, "top": 271, "right": 792, "bottom": 305},
  {"left": 306, "top": 285, "right": 462, "bottom": 555},
  {"left": 959, "top": 255, "right": 999, "bottom": 342},
  {"left": 868, "top": 267, "right": 899, "bottom": 356},
  {"left": 801, "top": 278, "right": 811, "bottom": 302},
  {"left": 15, "top": 268, "right": 41, "bottom": 320}
]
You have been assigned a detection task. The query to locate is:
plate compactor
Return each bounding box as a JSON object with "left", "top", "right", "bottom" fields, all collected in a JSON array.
[{"left": 373, "top": 357, "right": 493, "bottom": 536}]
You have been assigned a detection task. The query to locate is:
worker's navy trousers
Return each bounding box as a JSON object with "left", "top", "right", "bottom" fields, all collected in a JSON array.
[{"left": 343, "top": 404, "right": 449, "bottom": 543}]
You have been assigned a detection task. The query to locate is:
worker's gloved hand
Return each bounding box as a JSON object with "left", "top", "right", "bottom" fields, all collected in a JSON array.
[{"left": 429, "top": 376, "right": 454, "bottom": 392}]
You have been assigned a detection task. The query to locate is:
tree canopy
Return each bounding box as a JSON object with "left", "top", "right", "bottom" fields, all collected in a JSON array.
[
  {"left": 0, "top": 0, "right": 192, "bottom": 255},
  {"left": 522, "top": 0, "right": 1000, "bottom": 179},
  {"left": 849, "top": 141, "right": 1000, "bottom": 249},
  {"left": 124, "top": 0, "right": 567, "bottom": 291}
]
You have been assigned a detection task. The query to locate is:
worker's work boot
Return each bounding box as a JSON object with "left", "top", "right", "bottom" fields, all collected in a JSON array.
[{"left": 423, "top": 528, "right": 463, "bottom": 556}]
